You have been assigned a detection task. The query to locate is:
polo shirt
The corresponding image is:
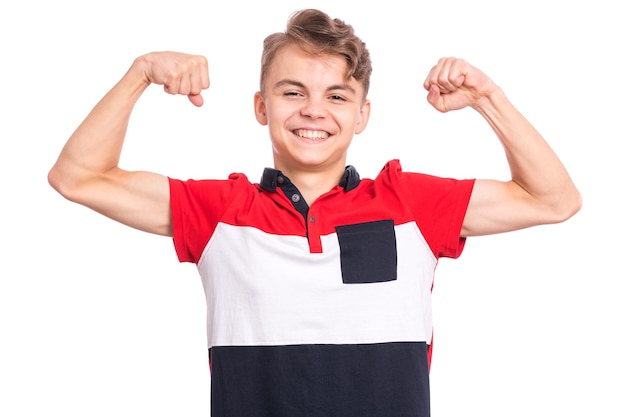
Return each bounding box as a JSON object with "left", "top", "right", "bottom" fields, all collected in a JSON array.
[{"left": 169, "top": 159, "right": 475, "bottom": 417}]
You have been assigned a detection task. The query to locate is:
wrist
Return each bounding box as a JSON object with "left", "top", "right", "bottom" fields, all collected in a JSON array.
[
  {"left": 129, "top": 54, "right": 153, "bottom": 88},
  {"left": 471, "top": 85, "right": 507, "bottom": 113}
]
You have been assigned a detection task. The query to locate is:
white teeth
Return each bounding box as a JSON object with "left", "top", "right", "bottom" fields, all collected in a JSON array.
[{"left": 294, "top": 129, "right": 329, "bottom": 139}]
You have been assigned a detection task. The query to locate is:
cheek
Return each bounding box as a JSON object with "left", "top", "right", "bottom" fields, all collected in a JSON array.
[
  {"left": 268, "top": 105, "right": 296, "bottom": 126},
  {"left": 340, "top": 111, "right": 361, "bottom": 129}
]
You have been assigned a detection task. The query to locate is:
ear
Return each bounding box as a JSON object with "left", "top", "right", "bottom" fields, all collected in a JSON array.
[
  {"left": 254, "top": 91, "right": 268, "bottom": 126},
  {"left": 354, "top": 99, "right": 371, "bottom": 135}
]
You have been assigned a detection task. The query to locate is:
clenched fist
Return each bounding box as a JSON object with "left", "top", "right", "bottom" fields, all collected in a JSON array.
[
  {"left": 423, "top": 57, "right": 498, "bottom": 113},
  {"left": 135, "top": 51, "right": 210, "bottom": 107}
]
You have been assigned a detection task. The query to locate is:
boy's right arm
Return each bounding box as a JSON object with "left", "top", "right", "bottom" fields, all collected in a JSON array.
[{"left": 48, "top": 52, "right": 210, "bottom": 237}]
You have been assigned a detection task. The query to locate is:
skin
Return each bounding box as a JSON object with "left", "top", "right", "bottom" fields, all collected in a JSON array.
[{"left": 48, "top": 46, "right": 581, "bottom": 240}]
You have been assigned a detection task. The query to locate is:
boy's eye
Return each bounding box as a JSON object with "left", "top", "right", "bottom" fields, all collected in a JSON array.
[
  {"left": 285, "top": 91, "right": 301, "bottom": 96},
  {"left": 329, "top": 95, "right": 346, "bottom": 101}
]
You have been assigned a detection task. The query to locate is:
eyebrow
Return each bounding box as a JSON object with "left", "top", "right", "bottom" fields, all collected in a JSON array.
[{"left": 273, "top": 79, "right": 357, "bottom": 95}]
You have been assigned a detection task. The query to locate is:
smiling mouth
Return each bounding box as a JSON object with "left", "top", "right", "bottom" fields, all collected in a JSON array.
[{"left": 293, "top": 129, "right": 330, "bottom": 140}]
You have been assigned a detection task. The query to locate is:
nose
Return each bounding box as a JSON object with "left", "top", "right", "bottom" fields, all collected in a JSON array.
[{"left": 300, "top": 96, "right": 327, "bottom": 119}]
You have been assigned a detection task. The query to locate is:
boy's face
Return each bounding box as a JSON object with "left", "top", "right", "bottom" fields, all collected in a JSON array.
[{"left": 254, "top": 43, "right": 370, "bottom": 177}]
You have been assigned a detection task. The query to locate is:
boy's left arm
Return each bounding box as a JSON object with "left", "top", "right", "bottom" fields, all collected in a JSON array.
[{"left": 423, "top": 57, "right": 582, "bottom": 237}]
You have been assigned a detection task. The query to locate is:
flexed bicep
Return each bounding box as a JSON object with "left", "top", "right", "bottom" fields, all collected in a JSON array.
[{"left": 461, "top": 179, "right": 572, "bottom": 237}]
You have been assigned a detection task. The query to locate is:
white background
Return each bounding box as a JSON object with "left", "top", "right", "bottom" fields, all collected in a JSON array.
[{"left": 1, "top": 1, "right": 624, "bottom": 416}]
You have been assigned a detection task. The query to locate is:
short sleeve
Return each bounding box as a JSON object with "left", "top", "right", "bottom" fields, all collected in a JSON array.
[{"left": 168, "top": 173, "right": 252, "bottom": 264}]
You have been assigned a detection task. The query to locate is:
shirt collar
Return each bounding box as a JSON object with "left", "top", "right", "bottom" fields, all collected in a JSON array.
[{"left": 260, "top": 165, "right": 361, "bottom": 193}]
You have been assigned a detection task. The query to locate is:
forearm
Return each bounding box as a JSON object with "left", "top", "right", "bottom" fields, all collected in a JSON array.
[
  {"left": 472, "top": 88, "right": 582, "bottom": 220},
  {"left": 48, "top": 59, "right": 149, "bottom": 196}
]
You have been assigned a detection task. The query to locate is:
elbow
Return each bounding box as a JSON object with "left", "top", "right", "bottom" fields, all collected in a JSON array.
[
  {"left": 569, "top": 192, "right": 584, "bottom": 219},
  {"left": 552, "top": 188, "right": 583, "bottom": 224},
  {"left": 47, "top": 165, "right": 65, "bottom": 196},
  {"left": 48, "top": 164, "right": 81, "bottom": 202}
]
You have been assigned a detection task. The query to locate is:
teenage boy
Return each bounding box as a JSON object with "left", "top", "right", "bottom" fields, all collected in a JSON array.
[{"left": 48, "top": 8, "right": 581, "bottom": 417}]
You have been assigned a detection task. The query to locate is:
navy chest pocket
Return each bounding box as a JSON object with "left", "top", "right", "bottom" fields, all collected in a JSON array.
[{"left": 335, "top": 220, "right": 397, "bottom": 284}]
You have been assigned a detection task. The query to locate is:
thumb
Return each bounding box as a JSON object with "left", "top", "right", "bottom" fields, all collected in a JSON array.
[
  {"left": 426, "top": 85, "right": 447, "bottom": 113},
  {"left": 188, "top": 93, "right": 204, "bottom": 107}
]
